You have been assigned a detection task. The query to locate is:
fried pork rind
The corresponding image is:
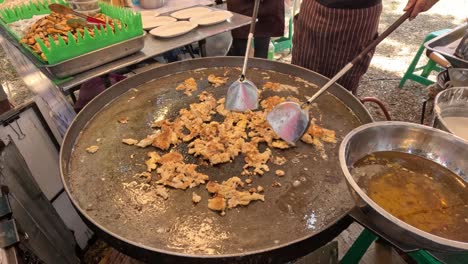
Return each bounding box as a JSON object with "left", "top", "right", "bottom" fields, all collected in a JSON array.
[
  {"left": 151, "top": 124, "right": 180, "bottom": 150},
  {"left": 155, "top": 186, "right": 169, "bottom": 200},
  {"left": 207, "top": 74, "right": 229, "bottom": 87},
  {"left": 86, "top": 145, "right": 99, "bottom": 153},
  {"left": 302, "top": 123, "right": 337, "bottom": 144},
  {"left": 188, "top": 121, "right": 246, "bottom": 165},
  {"left": 20, "top": 12, "right": 121, "bottom": 62},
  {"left": 301, "top": 122, "right": 337, "bottom": 160},
  {"left": 183, "top": 93, "right": 248, "bottom": 164},
  {"left": 275, "top": 170, "right": 285, "bottom": 177},
  {"left": 208, "top": 195, "right": 226, "bottom": 212},
  {"left": 144, "top": 151, "right": 186, "bottom": 180},
  {"left": 155, "top": 152, "right": 209, "bottom": 190},
  {"left": 246, "top": 108, "right": 290, "bottom": 150},
  {"left": 262, "top": 82, "right": 281, "bottom": 91},
  {"left": 123, "top": 88, "right": 338, "bottom": 214},
  {"left": 215, "top": 98, "right": 229, "bottom": 116},
  {"left": 272, "top": 156, "right": 287, "bottom": 165},
  {"left": 176, "top": 77, "right": 198, "bottom": 96},
  {"left": 260, "top": 96, "right": 285, "bottom": 112},
  {"left": 145, "top": 151, "right": 160, "bottom": 172},
  {"left": 141, "top": 120, "right": 184, "bottom": 150},
  {"left": 262, "top": 82, "right": 299, "bottom": 94},
  {"left": 122, "top": 138, "right": 139, "bottom": 145},
  {"left": 158, "top": 152, "right": 183, "bottom": 163},
  {"left": 192, "top": 192, "right": 202, "bottom": 204},
  {"left": 206, "top": 177, "right": 264, "bottom": 213},
  {"left": 118, "top": 117, "right": 129, "bottom": 124},
  {"left": 241, "top": 141, "right": 271, "bottom": 175},
  {"left": 136, "top": 134, "right": 157, "bottom": 148},
  {"left": 135, "top": 172, "right": 152, "bottom": 183}
]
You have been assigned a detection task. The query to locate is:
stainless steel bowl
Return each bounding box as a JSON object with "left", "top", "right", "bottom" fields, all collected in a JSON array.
[
  {"left": 433, "top": 87, "right": 468, "bottom": 141},
  {"left": 139, "top": 0, "right": 165, "bottom": 9},
  {"left": 339, "top": 121, "right": 468, "bottom": 252}
]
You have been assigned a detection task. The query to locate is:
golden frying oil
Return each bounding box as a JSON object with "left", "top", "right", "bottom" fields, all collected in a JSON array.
[{"left": 352, "top": 151, "right": 468, "bottom": 242}]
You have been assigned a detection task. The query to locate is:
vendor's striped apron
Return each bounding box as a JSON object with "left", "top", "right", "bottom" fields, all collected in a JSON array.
[{"left": 292, "top": 0, "right": 382, "bottom": 93}]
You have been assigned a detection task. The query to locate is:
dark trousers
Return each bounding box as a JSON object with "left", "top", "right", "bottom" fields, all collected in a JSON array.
[{"left": 230, "top": 37, "right": 271, "bottom": 59}]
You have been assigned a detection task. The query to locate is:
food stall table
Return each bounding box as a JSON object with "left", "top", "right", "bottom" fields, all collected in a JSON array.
[
  {"left": 56, "top": 12, "right": 250, "bottom": 93},
  {"left": 0, "top": 5, "right": 250, "bottom": 142}
]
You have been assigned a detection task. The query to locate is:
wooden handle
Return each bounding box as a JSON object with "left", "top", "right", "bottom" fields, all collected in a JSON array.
[{"left": 428, "top": 51, "right": 451, "bottom": 68}]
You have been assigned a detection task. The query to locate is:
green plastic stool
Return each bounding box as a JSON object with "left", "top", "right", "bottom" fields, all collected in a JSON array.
[
  {"left": 340, "top": 229, "right": 442, "bottom": 264},
  {"left": 399, "top": 29, "right": 450, "bottom": 88},
  {"left": 269, "top": 0, "right": 298, "bottom": 58},
  {"left": 272, "top": 16, "right": 293, "bottom": 53}
]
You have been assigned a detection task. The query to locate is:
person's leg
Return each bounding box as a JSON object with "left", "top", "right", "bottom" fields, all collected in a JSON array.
[
  {"left": 253, "top": 37, "right": 271, "bottom": 58},
  {"left": 230, "top": 38, "right": 248, "bottom": 56},
  {"left": 74, "top": 77, "right": 106, "bottom": 113}
]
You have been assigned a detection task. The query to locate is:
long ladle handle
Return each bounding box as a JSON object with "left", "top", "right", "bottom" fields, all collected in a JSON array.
[
  {"left": 427, "top": 51, "right": 451, "bottom": 68},
  {"left": 240, "top": 0, "right": 261, "bottom": 81},
  {"left": 305, "top": 11, "right": 411, "bottom": 105}
]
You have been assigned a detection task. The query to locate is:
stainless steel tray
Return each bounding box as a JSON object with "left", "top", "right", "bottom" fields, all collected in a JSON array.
[
  {"left": 425, "top": 24, "right": 468, "bottom": 68},
  {"left": 44, "top": 34, "right": 145, "bottom": 78},
  {"left": 0, "top": 24, "right": 145, "bottom": 79}
]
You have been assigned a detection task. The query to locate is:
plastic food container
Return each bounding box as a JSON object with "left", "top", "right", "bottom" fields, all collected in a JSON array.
[
  {"left": 72, "top": 0, "right": 99, "bottom": 11},
  {"left": 140, "top": 0, "right": 165, "bottom": 9},
  {"left": 76, "top": 8, "right": 101, "bottom": 16}
]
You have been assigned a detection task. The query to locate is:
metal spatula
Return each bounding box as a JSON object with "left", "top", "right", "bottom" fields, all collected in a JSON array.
[
  {"left": 267, "top": 11, "right": 412, "bottom": 144},
  {"left": 225, "top": 0, "right": 261, "bottom": 111}
]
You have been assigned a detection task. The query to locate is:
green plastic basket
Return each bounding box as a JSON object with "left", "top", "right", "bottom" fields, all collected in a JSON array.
[
  {"left": 0, "top": 0, "right": 64, "bottom": 22},
  {"left": 0, "top": 0, "right": 143, "bottom": 64}
]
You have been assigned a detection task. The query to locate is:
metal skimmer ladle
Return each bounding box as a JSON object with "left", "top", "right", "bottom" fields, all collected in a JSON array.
[
  {"left": 225, "top": 0, "right": 261, "bottom": 111},
  {"left": 267, "top": 11, "right": 412, "bottom": 144}
]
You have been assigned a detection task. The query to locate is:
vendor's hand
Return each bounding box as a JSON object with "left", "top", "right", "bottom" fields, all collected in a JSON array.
[{"left": 404, "top": 0, "right": 439, "bottom": 20}]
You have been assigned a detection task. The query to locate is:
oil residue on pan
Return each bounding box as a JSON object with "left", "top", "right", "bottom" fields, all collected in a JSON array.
[{"left": 66, "top": 67, "right": 362, "bottom": 256}]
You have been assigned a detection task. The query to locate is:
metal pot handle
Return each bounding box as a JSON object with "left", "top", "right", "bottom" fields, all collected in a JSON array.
[
  {"left": 360, "top": 97, "right": 392, "bottom": 121},
  {"left": 349, "top": 207, "right": 420, "bottom": 252},
  {"left": 427, "top": 51, "right": 451, "bottom": 68}
]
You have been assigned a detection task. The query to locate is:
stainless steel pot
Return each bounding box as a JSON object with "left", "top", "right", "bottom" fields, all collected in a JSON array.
[
  {"left": 433, "top": 87, "right": 468, "bottom": 141},
  {"left": 139, "top": 0, "right": 165, "bottom": 9},
  {"left": 339, "top": 121, "right": 468, "bottom": 252}
]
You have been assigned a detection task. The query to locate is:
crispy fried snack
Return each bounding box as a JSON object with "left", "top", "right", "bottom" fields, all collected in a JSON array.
[
  {"left": 176, "top": 77, "right": 198, "bottom": 96},
  {"left": 123, "top": 84, "right": 337, "bottom": 215},
  {"left": 155, "top": 152, "right": 209, "bottom": 190},
  {"left": 206, "top": 177, "right": 264, "bottom": 214},
  {"left": 207, "top": 74, "right": 228, "bottom": 87},
  {"left": 20, "top": 12, "right": 120, "bottom": 61}
]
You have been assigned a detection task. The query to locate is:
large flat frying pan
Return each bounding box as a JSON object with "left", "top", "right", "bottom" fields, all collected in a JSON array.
[{"left": 60, "top": 57, "right": 373, "bottom": 263}]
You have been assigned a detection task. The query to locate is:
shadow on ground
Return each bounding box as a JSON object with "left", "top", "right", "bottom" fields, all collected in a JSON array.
[{"left": 357, "top": 64, "right": 437, "bottom": 124}]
